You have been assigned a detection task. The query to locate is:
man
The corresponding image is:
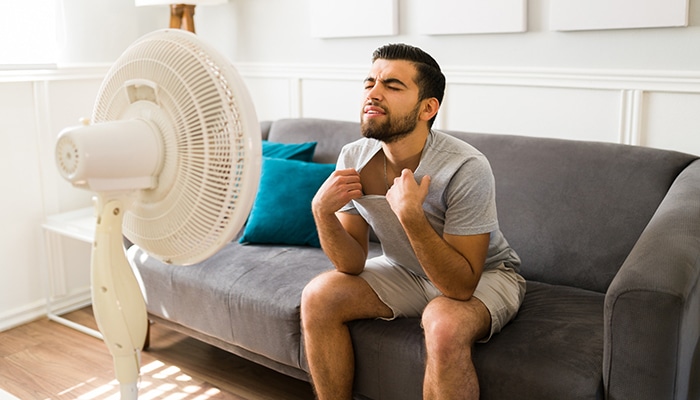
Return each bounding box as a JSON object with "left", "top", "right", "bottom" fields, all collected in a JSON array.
[{"left": 301, "top": 43, "right": 525, "bottom": 400}]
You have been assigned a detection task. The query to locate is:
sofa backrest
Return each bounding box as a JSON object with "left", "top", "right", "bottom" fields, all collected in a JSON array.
[
  {"left": 448, "top": 131, "right": 697, "bottom": 293},
  {"left": 267, "top": 118, "right": 363, "bottom": 164},
  {"left": 265, "top": 118, "right": 698, "bottom": 293}
]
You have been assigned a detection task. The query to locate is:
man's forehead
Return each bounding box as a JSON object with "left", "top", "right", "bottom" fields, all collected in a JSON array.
[{"left": 368, "top": 59, "right": 417, "bottom": 81}]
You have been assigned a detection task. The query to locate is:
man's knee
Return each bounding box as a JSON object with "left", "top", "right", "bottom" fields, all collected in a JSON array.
[
  {"left": 422, "top": 297, "right": 490, "bottom": 352},
  {"left": 423, "top": 303, "right": 465, "bottom": 350},
  {"left": 301, "top": 272, "right": 336, "bottom": 318},
  {"left": 301, "top": 271, "right": 356, "bottom": 325}
]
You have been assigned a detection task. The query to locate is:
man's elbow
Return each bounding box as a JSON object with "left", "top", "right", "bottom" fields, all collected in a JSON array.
[{"left": 441, "top": 287, "right": 475, "bottom": 302}]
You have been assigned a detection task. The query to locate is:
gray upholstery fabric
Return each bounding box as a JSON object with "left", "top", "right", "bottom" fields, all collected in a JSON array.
[
  {"left": 259, "top": 119, "right": 272, "bottom": 140},
  {"left": 345, "top": 282, "right": 605, "bottom": 400},
  {"left": 447, "top": 131, "right": 697, "bottom": 293},
  {"left": 128, "top": 118, "right": 700, "bottom": 400},
  {"left": 475, "top": 282, "right": 605, "bottom": 400},
  {"left": 604, "top": 159, "right": 700, "bottom": 400}
]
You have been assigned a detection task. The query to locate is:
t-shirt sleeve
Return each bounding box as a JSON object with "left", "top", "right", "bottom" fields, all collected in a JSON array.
[
  {"left": 443, "top": 155, "right": 499, "bottom": 236},
  {"left": 336, "top": 145, "right": 360, "bottom": 215}
]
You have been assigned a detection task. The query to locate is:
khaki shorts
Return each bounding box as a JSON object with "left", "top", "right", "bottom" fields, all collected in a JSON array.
[{"left": 359, "top": 256, "right": 526, "bottom": 342}]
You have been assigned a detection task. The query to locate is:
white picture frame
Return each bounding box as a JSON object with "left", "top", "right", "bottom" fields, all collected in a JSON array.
[
  {"left": 418, "top": 0, "right": 527, "bottom": 35},
  {"left": 550, "top": 0, "right": 689, "bottom": 31},
  {"left": 309, "top": 0, "right": 398, "bottom": 38}
]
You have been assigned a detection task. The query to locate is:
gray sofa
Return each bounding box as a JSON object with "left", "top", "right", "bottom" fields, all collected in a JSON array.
[{"left": 129, "top": 117, "right": 700, "bottom": 400}]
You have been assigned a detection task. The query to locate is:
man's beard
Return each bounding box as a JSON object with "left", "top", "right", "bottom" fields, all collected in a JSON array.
[{"left": 361, "top": 102, "right": 421, "bottom": 144}]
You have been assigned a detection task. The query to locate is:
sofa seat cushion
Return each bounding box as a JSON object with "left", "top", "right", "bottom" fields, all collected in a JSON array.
[
  {"left": 345, "top": 281, "right": 604, "bottom": 400},
  {"left": 130, "top": 239, "right": 384, "bottom": 370},
  {"left": 476, "top": 281, "right": 604, "bottom": 400}
]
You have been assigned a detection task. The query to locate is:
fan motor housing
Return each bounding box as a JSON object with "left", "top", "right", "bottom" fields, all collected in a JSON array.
[{"left": 55, "top": 119, "right": 163, "bottom": 192}]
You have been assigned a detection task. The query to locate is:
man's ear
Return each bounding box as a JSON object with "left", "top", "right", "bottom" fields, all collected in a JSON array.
[{"left": 420, "top": 98, "right": 440, "bottom": 122}]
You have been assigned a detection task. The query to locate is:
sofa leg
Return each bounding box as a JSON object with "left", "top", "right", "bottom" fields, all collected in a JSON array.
[{"left": 142, "top": 320, "right": 151, "bottom": 351}]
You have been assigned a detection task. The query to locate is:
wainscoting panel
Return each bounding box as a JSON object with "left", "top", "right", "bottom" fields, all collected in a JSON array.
[
  {"left": 300, "top": 79, "right": 362, "bottom": 122},
  {"left": 237, "top": 63, "right": 700, "bottom": 157},
  {"left": 0, "top": 68, "right": 104, "bottom": 331},
  {"left": 244, "top": 76, "right": 300, "bottom": 122},
  {"left": 442, "top": 84, "right": 622, "bottom": 143},
  {"left": 642, "top": 91, "right": 700, "bottom": 155},
  {"left": 0, "top": 81, "right": 47, "bottom": 324},
  {"left": 40, "top": 78, "right": 102, "bottom": 323}
]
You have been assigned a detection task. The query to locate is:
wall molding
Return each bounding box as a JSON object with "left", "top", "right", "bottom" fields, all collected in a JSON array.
[
  {"left": 5, "top": 62, "right": 699, "bottom": 94},
  {"left": 445, "top": 67, "right": 700, "bottom": 94},
  {"left": 0, "top": 64, "right": 109, "bottom": 83},
  {"left": 619, "top": 89, "right": 644, "bottom": 146},
  {"left": 235, "top": 62, "right": 700, "bottom": 93},
  {"left": 6, "top": 62, "right": 700, "bottom": 93}
]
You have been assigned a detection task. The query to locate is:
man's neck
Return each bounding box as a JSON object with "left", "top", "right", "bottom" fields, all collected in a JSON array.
[{"left": 382, "top": 128, "right": 430, "bottom": 173}]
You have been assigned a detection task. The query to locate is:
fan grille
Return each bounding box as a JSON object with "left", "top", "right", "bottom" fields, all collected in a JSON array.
[{"left": 93, "top": 29, "right": 260, "bottom": 265}]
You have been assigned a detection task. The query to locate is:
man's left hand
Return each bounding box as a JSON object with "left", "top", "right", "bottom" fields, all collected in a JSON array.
[{"left": 386, "top": 169, "right": 430, "bottom": 223}]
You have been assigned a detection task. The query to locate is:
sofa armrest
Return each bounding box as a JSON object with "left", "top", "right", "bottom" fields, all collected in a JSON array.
[{"left": 604, "top": 159, "right": 700, "bottom": 400}]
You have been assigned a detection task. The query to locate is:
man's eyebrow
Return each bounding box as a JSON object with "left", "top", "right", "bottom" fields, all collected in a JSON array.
[{"left": 363, "top": 76, "right": 409, "bottom": 88}]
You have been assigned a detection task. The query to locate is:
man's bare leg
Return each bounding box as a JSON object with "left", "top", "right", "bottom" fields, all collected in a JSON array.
[
  {"left": 301, "top": 270, "right": 393, "bottom": 400},
  {"left": 422, "top": 296, "right": 491, "bottom": 400}
]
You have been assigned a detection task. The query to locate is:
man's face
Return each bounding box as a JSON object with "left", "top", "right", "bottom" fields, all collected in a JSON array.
[{"left": 360, "top": 59, "right": 423, "bottom": 143}]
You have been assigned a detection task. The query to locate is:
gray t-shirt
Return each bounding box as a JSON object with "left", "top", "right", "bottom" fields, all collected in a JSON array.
[{"left": 338, "top": 130, "right": 520, "bottom": 278}]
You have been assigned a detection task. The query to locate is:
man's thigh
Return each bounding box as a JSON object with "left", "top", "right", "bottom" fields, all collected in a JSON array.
[
  {"left": 472, "top": 263, "right": 526, "bottom": 342},
  {"left": 304, "top": 269, "right": 393, "bottom": 321},
  {"left": 358, "top": 259, "right": 525, "bottom": 342},
  {"left": 358, "top": 256, "right": 442, "bottom": 320}
]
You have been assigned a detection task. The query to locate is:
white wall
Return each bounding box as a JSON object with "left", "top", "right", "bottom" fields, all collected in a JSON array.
[
  {"left": 195, "top": 0, "right": 700, "bottom": 71},
  {"left": 57, "top": 0, "right": 165, "bottom": 64},
  {"left": 0, "top": 71, "right": 102, "bottom": 329},
  {"left": 204, "top": 0, "right": 700, "bottom": 153},
  {"left": 0, "top": 0, "right": 163, "bottom": 330},
  {"left": 1, "top": 0, "right": 700, "bottom": 331}
]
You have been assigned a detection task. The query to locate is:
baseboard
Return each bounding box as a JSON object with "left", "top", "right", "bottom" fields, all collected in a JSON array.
[
  {"left": 0, "top": 287, "right": 91, "bottom": 332},
  {"left": 0, "top": 299, "right": 47, "bottom": 332}
]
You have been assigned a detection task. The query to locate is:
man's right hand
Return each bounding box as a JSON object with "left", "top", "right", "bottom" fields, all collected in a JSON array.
[{"left": 312, "top": 168, "right": 363, "bottom": 216}]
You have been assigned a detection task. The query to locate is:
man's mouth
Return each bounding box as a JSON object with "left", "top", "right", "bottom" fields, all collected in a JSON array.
[{"left": 363, "top": 105, "right": 386, "bottom": 116}]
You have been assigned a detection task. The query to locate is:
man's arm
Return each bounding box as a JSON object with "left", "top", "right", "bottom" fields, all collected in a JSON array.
[
  {"left": 386, "top": 169, "right": 489, "bottom": 300},
  {"left": 406, "top": 226, "right": 489, "bottom": 301},
  {"left": 312, "top": 168, "right": 370, "bottom": 275}
]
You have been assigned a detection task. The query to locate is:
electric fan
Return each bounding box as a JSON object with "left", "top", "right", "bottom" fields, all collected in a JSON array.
[{"left": 54, "top": 29, "right": 261, "bottom": 399}]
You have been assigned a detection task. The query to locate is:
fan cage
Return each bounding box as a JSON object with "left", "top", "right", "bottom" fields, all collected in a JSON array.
[{"left": 92, "top": 29, "right": 260, "bottom": 265}]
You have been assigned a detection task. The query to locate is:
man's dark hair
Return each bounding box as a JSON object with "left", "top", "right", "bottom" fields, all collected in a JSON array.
[{"left": 372, "top": 43, "right": 446, "bottom": 127}]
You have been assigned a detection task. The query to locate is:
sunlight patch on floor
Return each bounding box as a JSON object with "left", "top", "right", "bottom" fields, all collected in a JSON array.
[{"left": 53, "top": 360, "right": 222, "bottom": 400}]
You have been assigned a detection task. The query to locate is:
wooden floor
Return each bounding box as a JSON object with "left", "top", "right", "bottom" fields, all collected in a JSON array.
[{"left": 0, "top": 307, "right": 315, "bottom": 400}]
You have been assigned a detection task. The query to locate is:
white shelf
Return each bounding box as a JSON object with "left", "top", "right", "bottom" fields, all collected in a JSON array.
[
  {"left": 42, "top": 206, "right": 102, "bottom": 340},
  {"left": 42, "top": 207, "right": 96, "bottom": 243}
]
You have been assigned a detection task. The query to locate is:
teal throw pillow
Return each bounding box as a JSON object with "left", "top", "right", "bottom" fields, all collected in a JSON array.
[
  {"left": 239, "top": 157, "right": 335, "bottom": 247},
  {"left": 262, "top": 140, "right": 317, "bottom": 161}
]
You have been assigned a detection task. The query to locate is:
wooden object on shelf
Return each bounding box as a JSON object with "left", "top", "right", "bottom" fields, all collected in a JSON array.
[{"left": 169, "top": 3, "right": 197, "bottom": 33}]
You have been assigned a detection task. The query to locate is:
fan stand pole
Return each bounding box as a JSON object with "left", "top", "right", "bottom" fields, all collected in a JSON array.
[{"left": 91, "top": 198, "right": 149, "bottom": 399}]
